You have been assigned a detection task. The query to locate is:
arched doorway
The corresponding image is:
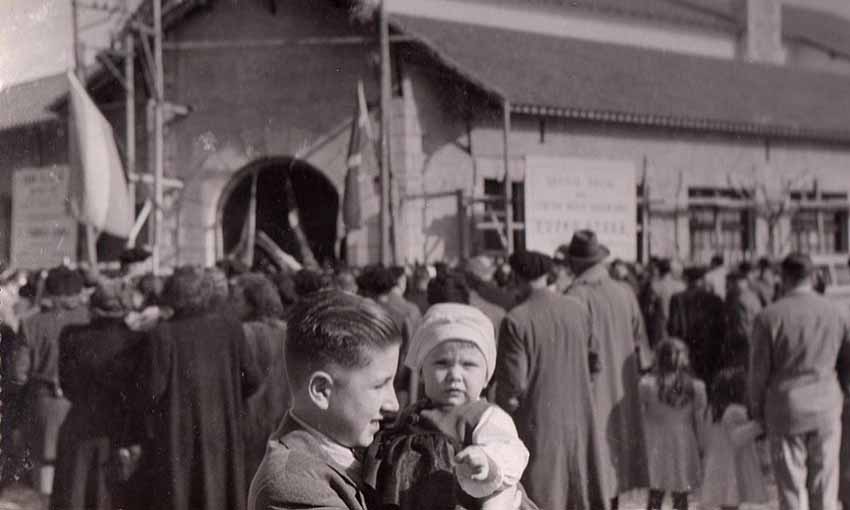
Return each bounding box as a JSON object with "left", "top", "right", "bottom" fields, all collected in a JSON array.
[{"left": 219, "top": 157, "right": 340, "bottom": 267}]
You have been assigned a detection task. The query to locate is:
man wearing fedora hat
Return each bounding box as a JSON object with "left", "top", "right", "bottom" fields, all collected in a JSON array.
[
  {"left": 494, "top": 250, "right": 609, "bottom": 510},
  {"left": 564, "top": 230, "right": 651, "bottom": 508},
  {"left": 749, "top": 253, "right": 850, "bottom": 510}
]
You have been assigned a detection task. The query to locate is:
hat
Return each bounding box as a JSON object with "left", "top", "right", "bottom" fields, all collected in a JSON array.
[
  {"left": 565, "top": 230, "right": 610, "bottom": 265},
  {"left": 508, "top": 250, "right": 553, "bottom": 281},
  {"left": 466, "top": 255, "right": 496, "bottom": 280},
  {"left": 404, "top": 303, "right": 497, "bottom": 383},
  {"left": 119, "top": 247, "right": 152, "bottom": 266},
  {"left": 781, "top": 252, "right": 814, "bottom": 279},
  {"left": 44, "top": 266, "right": 84, "bottom": 297}
]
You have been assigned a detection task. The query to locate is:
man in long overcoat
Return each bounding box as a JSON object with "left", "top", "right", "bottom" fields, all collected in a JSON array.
[
  {"left": 142, "top": 267, "right": 261, "bottom": 510},
  {"left": 564, "top": 231, "right": 651, "bottom": 509},
  {"left": 495, "top": 250, "right": 608, "bottom": 510}
]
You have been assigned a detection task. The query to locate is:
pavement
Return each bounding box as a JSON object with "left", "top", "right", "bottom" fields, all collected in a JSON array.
[{"left": 0, "top": 484, "right": 781, "bottom": 510}]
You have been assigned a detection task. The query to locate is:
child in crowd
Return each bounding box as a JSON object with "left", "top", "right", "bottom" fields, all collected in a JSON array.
[
  {"left": 639, "top": 338, "right": 707, "bottom": 510},
  {"left": 365, "top": 303, "right": 534, "bottom": 510},
  {"left": 700, "top": 367, "right": 768, "bottom": 510}
]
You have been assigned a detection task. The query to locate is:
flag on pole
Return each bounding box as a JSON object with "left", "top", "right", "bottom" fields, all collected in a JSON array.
[
  {"left": 231, "top": 170, "right": 258, "bottom": 268},
  {"left": 342, "top": 80, "right": 373, "bottom": 232},
  {"left": 67, "top": 71, "right": 134, "bottom": 238}
]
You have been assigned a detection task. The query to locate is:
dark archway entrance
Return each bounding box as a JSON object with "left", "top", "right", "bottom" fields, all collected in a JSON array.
[{"left": 221, "top": 158, "right": 339, "bottom": 266}]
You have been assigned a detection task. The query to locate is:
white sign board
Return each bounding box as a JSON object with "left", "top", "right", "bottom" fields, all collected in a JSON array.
[
  {"left": 11, "top": 166, "right": 78, "bottom": 269},
  {"left": 524, "top": 156, "right": 636, "bottom": 260}
]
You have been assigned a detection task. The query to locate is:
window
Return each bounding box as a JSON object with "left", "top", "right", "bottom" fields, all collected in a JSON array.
[
  {"left": 789, "top": 191, "right": 848, "bottom": 254},
  {"left": 480, "top": 178, "right": 525, "bottom": 252},
  {"left": 688, "top": 187, "right": 753, "bottom": 264}
]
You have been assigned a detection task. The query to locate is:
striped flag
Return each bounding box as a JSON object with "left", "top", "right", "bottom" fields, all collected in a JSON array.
[
  {"left": 342, "top": 80, "right": 373, "bottom": 232},
  {"left": 67, "top": 71, "right": 134, "bottom": 238}
]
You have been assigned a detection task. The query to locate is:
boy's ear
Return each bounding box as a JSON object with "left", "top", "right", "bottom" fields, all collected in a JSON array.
[{"left": 307, "top": 371, "right": 334, "bottom": 410}]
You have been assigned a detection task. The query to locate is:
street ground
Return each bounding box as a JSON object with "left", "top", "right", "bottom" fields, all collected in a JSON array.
[{"left": 0, "top": 483, "right": 781, "bottom": 510}]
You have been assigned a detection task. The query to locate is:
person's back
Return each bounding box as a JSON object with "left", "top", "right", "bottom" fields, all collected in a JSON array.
[
  {"left": 749, "top": 253, "right": 850, "bottom": 510},
  {"left": 566, "top": 263, "right": 651, "bottom": 498},
  {"left": 751, "top": 290, "right": 847, "bottom": 433},
  {"left": 497, "top": 288, "right": 608, "bottom": 510},
  {"left": 146, "top": 311, "right": 261, "bottom": 510}
]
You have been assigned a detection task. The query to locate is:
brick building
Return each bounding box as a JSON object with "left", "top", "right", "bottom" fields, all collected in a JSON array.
[{"left": 2, "top": 0, "right": 850, "bottom": 268}]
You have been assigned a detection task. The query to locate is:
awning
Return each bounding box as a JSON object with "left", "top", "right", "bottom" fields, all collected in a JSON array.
[{"left": 392, "top": 15, "right": 850, "bottom": 143}]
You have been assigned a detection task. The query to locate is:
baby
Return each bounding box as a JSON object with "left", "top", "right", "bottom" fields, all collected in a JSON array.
[{"left": 365, "top": 303, "right": 533, "bottom": 510}]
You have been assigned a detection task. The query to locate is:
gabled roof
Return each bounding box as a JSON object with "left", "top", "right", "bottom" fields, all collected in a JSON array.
[
  {"left": 0, "top": 73, "right": 68, "bottom": 131},
  {"left": 393, "top": 15, "right": 850, "bottom": 143}
]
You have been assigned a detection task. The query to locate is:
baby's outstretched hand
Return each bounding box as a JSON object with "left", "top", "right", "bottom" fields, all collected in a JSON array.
[{"left": 455, "top": 446, "right": 490, "bottom": 481}]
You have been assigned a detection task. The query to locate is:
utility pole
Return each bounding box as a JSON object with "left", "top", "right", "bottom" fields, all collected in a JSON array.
[
  {"left": 379, "top": 0, "right": 393, "bottom": 265},
  {"left": 152, "top": 0, "right": 165, "bottom": 274}
]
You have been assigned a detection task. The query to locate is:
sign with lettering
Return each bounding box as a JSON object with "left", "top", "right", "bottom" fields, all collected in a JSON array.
[
  {"left": 11, "top": 166, "right": 78, "bottom": 269},
  {"left": 524, "top": 156, "right": 636, "bottom": 260}
]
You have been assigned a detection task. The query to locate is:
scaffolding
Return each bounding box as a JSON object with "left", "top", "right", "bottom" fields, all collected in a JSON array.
[
  {"left": 71, "top": 0, "right": 184, "bottom": 275},
  {"left": 70, "top": 0, "right": 516, "bottom": 268}
]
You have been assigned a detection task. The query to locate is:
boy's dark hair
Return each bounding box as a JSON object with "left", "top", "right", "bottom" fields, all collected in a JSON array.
[
  {"left": 710, "top": 367, "right": 747, "bottom": 422},
  {"left": 284, "top": 289, "right": 401, "bottom": 388},
  {"left": 427, "top": 271, "right": 470, "bottom": 305}
]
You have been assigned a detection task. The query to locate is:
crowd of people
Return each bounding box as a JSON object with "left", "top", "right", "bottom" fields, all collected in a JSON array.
[{"left": 0, "top": 228, "right": 848, "bottom": 510}]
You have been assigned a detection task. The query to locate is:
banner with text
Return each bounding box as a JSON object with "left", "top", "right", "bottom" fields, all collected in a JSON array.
[
  {"left": 524, "top": 156, "right": 636, "bottom": 260},
  {"left": 12, "top": 166, "right": 78, "bottom": 269}
]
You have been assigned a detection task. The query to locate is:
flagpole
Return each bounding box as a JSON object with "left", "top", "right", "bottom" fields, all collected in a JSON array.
[
  {"left": 71, "top": 0, "right": 100, "bottom": 273},
  {"left": 379, "top": 0, "right": 393, "bottom": 265}
]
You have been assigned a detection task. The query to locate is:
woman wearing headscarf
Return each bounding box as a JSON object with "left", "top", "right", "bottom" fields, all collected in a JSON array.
[
  {"left": 140, "top": 266, "right": 261, "bottom": 510},
  {"left": 51, "top": 282, "right": 148, "bottom": 510}
]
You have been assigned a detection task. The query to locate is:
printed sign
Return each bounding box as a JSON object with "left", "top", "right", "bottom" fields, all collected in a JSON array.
[
  {"left": 11, "top": 166, "right": 78, "bottom": 269},
  {"left": 524, "top": 156, "right": 636, "bottom": 260}
]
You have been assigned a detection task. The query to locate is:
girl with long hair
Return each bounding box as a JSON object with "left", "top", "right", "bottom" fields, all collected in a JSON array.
[{"left": 639, "top": 338, "right": 707, "bottom": 510}]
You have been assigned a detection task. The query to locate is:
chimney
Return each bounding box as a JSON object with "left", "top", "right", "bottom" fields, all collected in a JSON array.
[{"left": 739, "top": 0, "right": 784, "bottom": 64}]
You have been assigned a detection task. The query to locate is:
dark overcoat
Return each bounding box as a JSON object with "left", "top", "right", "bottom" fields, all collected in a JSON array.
[
  {"left": 142, "top": 312, "right": 261, "bottom": 510},
  {"left": 51, "top": 317, "right": 148, "bottom": 510},
  {"left": 566, "top": 264, "right": 651, "bottom": 498},
  {"left": 495, "top": 288, "right": 609, "bottom": 510},
  {"left": 668, "top": 287, "right": 725, "bottom": 383},
  {"left": 242, "top": 318, "right": 290, "bottom": 484}
]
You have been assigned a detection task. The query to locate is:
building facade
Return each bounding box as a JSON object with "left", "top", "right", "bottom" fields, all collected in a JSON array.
[{"left": 2, "top": 0, "right": 850, "bottom": 268}]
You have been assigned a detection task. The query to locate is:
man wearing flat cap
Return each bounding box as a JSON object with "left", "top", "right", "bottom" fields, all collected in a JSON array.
[
  {"left": 563, "top": 230, "right": 650, "bottom": 509},
  {"left": 495, "top": 250, "right": 609, "bottom": 510},
  {"left": 749, "top": 253, "right": 850, "bottom": 510}
]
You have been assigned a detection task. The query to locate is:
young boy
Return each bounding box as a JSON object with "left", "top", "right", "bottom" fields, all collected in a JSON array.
[
  {"left": 248, "top": 289, "right": 402, "bottom": 510},
  {"left": 366, "top": 303, "right": 532, "bottom": 510}
]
